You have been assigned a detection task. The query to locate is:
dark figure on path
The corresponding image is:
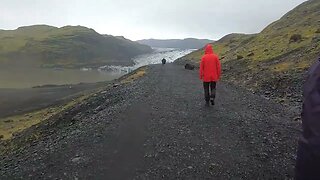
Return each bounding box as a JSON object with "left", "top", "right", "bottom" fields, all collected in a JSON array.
[
  {"left": 199, "top": 44, "right": 221, "bottom": 106},
  {"left": 162, "top": 58, "right": 167, "bottom": 65},
  {"left": 295, "top": 55, "right": 320, "bottom": 179}
]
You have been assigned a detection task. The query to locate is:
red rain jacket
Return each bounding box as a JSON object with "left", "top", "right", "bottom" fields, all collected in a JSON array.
[{"left": 199, "top": 44, "right": 221, "bottom": 82}]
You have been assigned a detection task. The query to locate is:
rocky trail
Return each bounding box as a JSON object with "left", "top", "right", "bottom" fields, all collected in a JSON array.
[{"left": 0, "top": 64, "right": 301, "bottom": 179}]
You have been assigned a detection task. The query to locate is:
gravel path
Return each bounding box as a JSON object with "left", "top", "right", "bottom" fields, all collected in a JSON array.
[{"left": 0, "top": 64, "right": 301, "bottom": 179}]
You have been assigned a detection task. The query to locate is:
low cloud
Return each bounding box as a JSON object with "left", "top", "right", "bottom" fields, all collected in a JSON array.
[{"left": 0, "top": 0, "right": 307, "bottom": 40}]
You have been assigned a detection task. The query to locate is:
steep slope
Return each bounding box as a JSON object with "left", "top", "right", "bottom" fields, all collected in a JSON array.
[
  {"left": 137, "top": 38, "right": 213, "bottom": 49},
  {"left": 178, "top": 0, "right": 320, "bottom": 104},
  {"left": 0, "top": 25, "right": 152, "bottom": 68}
]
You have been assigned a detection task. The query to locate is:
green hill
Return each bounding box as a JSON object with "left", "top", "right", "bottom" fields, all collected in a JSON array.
[
  {"left": 0, "top": 25, "right": 152, "bottom": 68},
  {"left": 178, "top": 0, "right": 320, "bottom": 104}
]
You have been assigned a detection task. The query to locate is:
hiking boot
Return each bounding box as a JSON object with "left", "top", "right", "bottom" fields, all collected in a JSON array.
[{"left": 210, "top": 98, "right": 215, "bottom": 106}]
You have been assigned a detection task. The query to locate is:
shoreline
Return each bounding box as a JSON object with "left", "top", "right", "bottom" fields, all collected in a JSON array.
[{"left": 0, "top": 66, "right": 147, "bottom": 141}]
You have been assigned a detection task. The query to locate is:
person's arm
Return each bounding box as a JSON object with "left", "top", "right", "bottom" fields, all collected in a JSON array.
[
  {"left": 200, "top": 58, "right": 204, "bottom": 80},
  {"left": 295, "top": 60, "right": 320, "bottom": 179},
  {"left": 301, "top": 61, "right": 320, "bottom": 149},
  {"left": 216, "top": 58, "right": 222, "bottom": 80}
]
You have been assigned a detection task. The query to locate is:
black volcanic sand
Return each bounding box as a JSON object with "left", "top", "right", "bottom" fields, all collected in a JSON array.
[
  {"left": 0, "top": 64, "right": 301, "bottom": 179},
  {"left": 0, "top": 83, "right": 107, "bottom": 119}
]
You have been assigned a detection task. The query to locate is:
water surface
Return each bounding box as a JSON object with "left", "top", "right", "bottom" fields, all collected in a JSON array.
[{"left": 0, "top": 48, "right": 194, "bottom": 89}]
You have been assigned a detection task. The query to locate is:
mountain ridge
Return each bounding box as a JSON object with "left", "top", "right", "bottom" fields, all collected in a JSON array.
[{"left": 0, "top": 25, "right": 153, "bottom": 68}]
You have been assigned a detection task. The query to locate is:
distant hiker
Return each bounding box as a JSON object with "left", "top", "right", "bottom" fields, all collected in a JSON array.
[
  {"left": 199, "top": 44, "right": 221, "bottom": 106},
  {"left": 295, "top": 56, "right": 320, "bottom": 179},
  {"left": 162, "top": 58, "right": 167, "bottom": 65}
]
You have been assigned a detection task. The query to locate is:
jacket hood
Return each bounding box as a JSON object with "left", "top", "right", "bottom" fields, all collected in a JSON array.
[{"left": 204, "top": 44, "right": 214, "bottom": 54}]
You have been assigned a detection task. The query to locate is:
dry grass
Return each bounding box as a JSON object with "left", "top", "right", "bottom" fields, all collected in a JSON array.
[
  {"left": 0, "top": 94, "right": 90, "bottom": 140},
  {"left": 0, "top": 67, "right": 147, "bottom": 141},
  {"left": 121, "top": 67, "right": 147, "bottom": 84},
  {"left": 272, "top": 62, "right": 293, "bottom": 72},
  {"left": 271, "top": 58, "right": 313, "bottom": 73}
]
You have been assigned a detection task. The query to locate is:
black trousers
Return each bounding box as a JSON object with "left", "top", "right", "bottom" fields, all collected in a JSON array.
[
  {"left": 203, "top": 81, "right": 217, "bottom": 102},
  {"left": 295, "top": 141, "right": 320, "bottom": 179}
]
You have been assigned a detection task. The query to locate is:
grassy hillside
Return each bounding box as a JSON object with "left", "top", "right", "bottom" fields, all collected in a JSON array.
[
  {"left": 137, "top": 38, "right": 214, "bottom": 49},
  {"left": 0, "top": 25, "right": 152, "bottom": 68},
  {"left": 178, "top": 0, "right": 320, "bottom": 104}
]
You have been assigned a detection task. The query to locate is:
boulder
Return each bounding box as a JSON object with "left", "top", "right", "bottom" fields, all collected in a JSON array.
[
  {"left": 247, "top": 52, "right": 255, "bottom": 57},
  {"left": 237, "top": 55, "right": 244, "bottom": 60},
  {"left": 185, "top": 64, "right": 195, "bottom": 70},
  {"left": 289, "top": 34, "right": 302, "bottom": 43}
]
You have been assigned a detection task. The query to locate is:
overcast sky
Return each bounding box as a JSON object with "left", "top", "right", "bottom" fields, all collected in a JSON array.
[{"left": 1, "top": 0, "right": 307, "bottom": 40}]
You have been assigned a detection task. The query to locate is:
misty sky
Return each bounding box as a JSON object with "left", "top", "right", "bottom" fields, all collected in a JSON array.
[{"left": 1, "top": 0, "right": 307, "bottom": 40}]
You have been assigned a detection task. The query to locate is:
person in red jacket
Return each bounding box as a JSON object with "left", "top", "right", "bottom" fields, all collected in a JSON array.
[{"left": 200, "top": 44, "right": 221, "bottom": 106}]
